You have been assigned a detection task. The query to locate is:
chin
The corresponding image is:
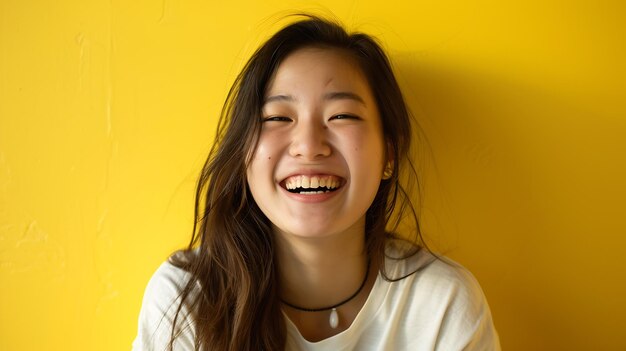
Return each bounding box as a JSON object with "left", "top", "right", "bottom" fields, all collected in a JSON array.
[
  {"left": 279, "top": 227, "right": 334, "bottom": 239},
  {"left": 275, "top": 222, "right": 359, "bottom": 241}
]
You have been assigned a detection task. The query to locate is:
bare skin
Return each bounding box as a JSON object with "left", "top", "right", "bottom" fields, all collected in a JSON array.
[{"left": 279, "top": 245, "right": 380, "bottom": 341}]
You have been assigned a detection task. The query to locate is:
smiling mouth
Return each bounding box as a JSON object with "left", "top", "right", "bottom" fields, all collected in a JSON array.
[{"left": 281, "top": 175, "right": 344, "bottom": 194}]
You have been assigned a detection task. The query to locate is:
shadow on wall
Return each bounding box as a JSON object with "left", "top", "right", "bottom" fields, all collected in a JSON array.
[{"left": 393, "top": 54, "right": 626, "bottom": 351}]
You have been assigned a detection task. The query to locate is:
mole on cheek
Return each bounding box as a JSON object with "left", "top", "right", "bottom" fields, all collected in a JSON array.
[{"left": 268, "top": 156, "right": 271, "bottom": 160}]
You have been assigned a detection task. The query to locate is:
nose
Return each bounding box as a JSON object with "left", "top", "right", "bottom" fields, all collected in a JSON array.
[{"left": 288, "top": 118, "right": 331, "bottom": 160}]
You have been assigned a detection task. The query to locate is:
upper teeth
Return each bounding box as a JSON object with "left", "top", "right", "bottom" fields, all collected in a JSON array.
[{"left": 285, "top": 175, "right": 341, "bottom": 190}]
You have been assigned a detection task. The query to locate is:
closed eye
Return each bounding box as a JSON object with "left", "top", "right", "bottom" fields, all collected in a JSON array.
[
  {"left": 329, "top": 114, "right": 361, "bottom": 121},
  {"left": 262, "top": 116, "right": 292, "bottom": 122}
]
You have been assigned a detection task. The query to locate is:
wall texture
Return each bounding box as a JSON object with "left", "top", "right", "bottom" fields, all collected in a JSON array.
[{"left": 1, "top": 1, "right": 624, "bottom": 350}]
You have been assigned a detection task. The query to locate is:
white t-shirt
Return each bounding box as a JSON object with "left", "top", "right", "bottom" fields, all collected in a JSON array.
[{"left": 132, "top": 243, "right": 501, "bottom": 351}]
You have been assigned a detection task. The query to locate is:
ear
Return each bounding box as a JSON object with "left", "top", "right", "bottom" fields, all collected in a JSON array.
[{"left": 382, "top": 141, "right": 395, "bottom": 180}]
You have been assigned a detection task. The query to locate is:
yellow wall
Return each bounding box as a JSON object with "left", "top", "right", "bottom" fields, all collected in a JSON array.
[{"left": 1, "top": 1, "right": 624, "bottom": 350}]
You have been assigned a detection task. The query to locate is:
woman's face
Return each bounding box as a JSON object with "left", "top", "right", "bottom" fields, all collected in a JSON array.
[{"left": 246, "top": 47, "right": 386, "bottom": 240}]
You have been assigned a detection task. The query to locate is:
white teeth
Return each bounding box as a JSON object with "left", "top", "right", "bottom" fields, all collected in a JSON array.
[
  {"left": 310, "top": 176, "right": 319, "bottom": 188},
  {"left": 284, "top": 174, "right": 342, "bottom": 191}
]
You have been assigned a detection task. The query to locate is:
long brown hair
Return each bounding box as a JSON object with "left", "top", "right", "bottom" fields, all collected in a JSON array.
[{"left": 168, "top": 15, "right": 426, "bottom": 350}]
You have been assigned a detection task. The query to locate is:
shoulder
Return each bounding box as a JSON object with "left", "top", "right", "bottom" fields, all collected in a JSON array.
[
  {"left": 383, "top": 240, "right": 501, "bottom": 350},
  {"left": 385, "top": 240, "right": 488, "bottom": 305},
  {"left": 132, "top": 259, "right": 197, "bottom": 351},
  {"left": 142, "top": 260, "right": 197, "bottom": 312}
]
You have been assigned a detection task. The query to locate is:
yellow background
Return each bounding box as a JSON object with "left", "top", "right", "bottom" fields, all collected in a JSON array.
[{"left": 1, "top": 1, "right": 625, "bottom": 350}]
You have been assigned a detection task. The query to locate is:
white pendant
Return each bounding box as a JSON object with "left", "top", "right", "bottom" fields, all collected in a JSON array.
[{"left": 329, "top": 308, "right": 339, "bottom": 329}]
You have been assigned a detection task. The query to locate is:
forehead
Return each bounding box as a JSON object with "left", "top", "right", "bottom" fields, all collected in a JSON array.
[{"left": 265, "top": 47, "right": 373, "bottom": 98}]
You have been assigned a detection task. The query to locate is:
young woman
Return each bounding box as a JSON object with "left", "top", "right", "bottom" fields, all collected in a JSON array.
[{"left": 133, "top": 16, "right": 500, "bottom": 351}]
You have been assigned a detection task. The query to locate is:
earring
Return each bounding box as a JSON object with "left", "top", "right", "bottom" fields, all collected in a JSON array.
[{"left": 382, "top": 163, "right": 393, "bottom": 180}]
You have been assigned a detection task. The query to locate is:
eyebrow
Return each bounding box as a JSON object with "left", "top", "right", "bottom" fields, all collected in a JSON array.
[
  {"left": 263, "top": 91, "right": 366, "bottom": 106},
  {"left": 324, "top": 91, "right": 366, "bottom": 105}
]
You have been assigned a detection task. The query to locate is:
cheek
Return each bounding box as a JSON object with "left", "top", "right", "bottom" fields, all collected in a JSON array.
[
  {"left": 248, "top": 139, "right": 270, "bottom": 166},
  {"left": 252, "top": 134, "right": 280, "bottom": 158},
  {"left": 343, "top": 129, "right": 385, "bottom": 167},
  {"left": 247, "top": 141, "right": 279, "bottom": 186}
]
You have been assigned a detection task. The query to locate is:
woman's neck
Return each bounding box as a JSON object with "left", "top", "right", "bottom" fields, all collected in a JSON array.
[{"left": 275, "top": 226, "right": 369, "bottom": 310}]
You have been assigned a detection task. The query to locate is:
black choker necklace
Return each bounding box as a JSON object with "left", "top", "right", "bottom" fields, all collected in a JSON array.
[{"left": 280, "top": 260, "right": 371, "bottom": 329}]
